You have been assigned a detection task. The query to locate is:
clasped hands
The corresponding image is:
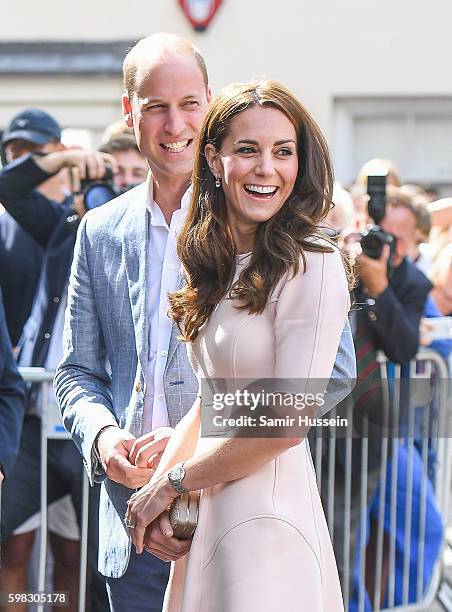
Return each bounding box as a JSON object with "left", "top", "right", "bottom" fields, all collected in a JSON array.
[{"left": 96, "top": 425, "right": 191, "bottom": 561}]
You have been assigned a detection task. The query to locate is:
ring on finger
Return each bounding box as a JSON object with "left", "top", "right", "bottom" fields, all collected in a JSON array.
[{"left": 124, "top": 516, "right": 136, "bottom": 529}]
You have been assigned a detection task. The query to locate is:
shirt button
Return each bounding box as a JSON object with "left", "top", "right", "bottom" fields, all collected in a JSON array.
[
  {"left": 44, "top": 332, "right": 51, "bottom": 339},
  {"left": 368, "top": 312, "right": 377, "bottom": 322},
  {"left": 53, "top": 296, "right": 60, "bottom": 303},
  {"left": 135, "top": 381, "right": 142, "bottom": 392},
  {"left": 158, "top": 393, "right": 164, "bottom": 400},
  {"left": 168, "top": 263, "right": 175, "bottom": 270},
  {"left": 161, "top": 350, "right": 168, "bottom": 357}
]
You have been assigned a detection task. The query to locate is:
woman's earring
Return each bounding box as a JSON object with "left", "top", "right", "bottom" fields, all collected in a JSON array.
[{"left": 215, "top": 177, "right": 221, "bottom": 188}]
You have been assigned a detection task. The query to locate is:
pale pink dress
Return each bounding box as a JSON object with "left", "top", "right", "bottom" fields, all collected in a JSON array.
[{"left": 164, "top": 245, "right": 348, "bottom": 612}]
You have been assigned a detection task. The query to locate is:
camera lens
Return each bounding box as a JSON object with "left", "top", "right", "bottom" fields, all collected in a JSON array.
[
  {"left": 84, "top": 184, "right": 116, "bottom": 210},
  {"left": 361, "top": 231, "right": 384, "bottom": 259}
]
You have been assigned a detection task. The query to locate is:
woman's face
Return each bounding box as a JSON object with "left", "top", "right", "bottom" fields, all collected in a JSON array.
[{"left": 205, "top": 105, "right": 298, "bottom": 238}]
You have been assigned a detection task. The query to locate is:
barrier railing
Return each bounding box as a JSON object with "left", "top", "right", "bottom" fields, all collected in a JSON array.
[
  {"left": 1, "top": 350, "right": 450, "bottom": 612},
  {"left": 310, "top": 349, "right": 452, "bottom": 612},
  {"left": 5, "top": 368, "right": 89, "bottom": 612}
]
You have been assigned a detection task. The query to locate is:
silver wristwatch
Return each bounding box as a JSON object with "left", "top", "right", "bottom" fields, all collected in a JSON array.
[{"left": 167, "top": 462, "right": 188, "bottom": 494}]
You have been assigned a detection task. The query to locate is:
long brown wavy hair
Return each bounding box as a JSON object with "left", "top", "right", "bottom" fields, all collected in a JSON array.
[{"left": 169, "top": 80, "right": 353, "bottom": 342}]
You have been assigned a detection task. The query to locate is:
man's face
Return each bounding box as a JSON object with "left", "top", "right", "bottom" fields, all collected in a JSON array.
[
  {"left": 110, "top": 148, "right": 148, "bottom": 189},
  {"left": 123, "top": 53, "right": 211, "bottom": 184},
  {"left": 381, "top": 205, "right": 418, "bottom": 260},
  {"left": 4, "top": 138, "right": 62, "bottom": 162}
]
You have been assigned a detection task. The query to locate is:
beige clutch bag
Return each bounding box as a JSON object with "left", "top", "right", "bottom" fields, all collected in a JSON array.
[{"left": 169, "top": 491, "right": 200, "bottom": 540}]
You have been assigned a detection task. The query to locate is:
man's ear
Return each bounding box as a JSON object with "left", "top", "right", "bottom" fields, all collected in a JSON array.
[
  {"left": 414, "top": 228, "right": 425, "bottom": 246},
  {"left": 206, "top": 86, "right": 213, "bottom": 104},
  {"left": 204, "top": 143, "right": 221, "bottom": 178},
  {"left": 122, "top": 94, "right": 134, "bottom": 128}
]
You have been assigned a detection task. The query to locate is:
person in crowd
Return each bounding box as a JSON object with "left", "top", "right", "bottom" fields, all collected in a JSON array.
[
  {"left": 383, "top": 189, "right": 452, "bottom": 360},
  {"left": 428, "top": 238, "right": 452, "bottom": 320},
  {"left": 424, "top": 186, "right": 440, "bottom": 202},
  {"left": 382, "top": 188, "right": 431, "bottom": 269},
  {"left": 387, "top": 188, "right": 452, "bottom": 357},
  {"left": 0, "top": 113, "right": 117, "bottom": 612},
  {"left": 428, "top": 197, "right": 452, "bottom": 228},
  {"left": 0, "top": 288, "right": 26, "bottom": 483},
  {"left": 399, "top": 183, "right": 427, "bottom": 198},
  {"left": 317, "top": 184, "right": 434, "bottom": 607},
  {"left": 99, "top": 134, "right": 148, "bottom": 190},
  {"left": 326, "top": 183, "right": 355, "bottom": 234},
  {"left": 100, "top": 118, "right": 135, "bottom": 144},
  {"left": 0, "top": 109, "right": 68, "bottom": 346},
  {"left": 55, "top": 34, "right": 355, "bottom": 612}
]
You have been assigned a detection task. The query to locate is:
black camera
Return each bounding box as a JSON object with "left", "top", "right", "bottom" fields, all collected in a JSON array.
[
  {"left": 360, "top": 174, "right": 396, "bottom": 261},
  {"left": 67, "top": 165, "right": 137, "bottom": 233},
  {"left": 80, "top": 165, "right": 119, "bottom": 211}
]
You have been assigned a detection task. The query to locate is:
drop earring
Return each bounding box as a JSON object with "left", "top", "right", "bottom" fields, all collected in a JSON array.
[{"left": 215, "top": 177, "right": 221, "bottom": 188}]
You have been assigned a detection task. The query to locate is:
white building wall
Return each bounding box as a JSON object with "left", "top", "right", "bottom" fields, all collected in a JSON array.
[{"left": 1, "top": 0, "right": 450, "bottom": 184}]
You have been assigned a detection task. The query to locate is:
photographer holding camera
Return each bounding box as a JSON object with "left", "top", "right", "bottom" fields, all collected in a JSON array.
[
  {"left": 357, "top": 183, "right": 432, "bottom": 363},
  {"left": 316, "top": 178, "right": 433, "bottom": 604},
  {"left": 0, "top": 108, "right": 117, "bottom": 612}
]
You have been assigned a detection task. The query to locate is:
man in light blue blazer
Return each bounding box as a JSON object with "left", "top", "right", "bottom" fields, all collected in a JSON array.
[{"left": 55, "top": 33, "right": 355, "bottom": 612}]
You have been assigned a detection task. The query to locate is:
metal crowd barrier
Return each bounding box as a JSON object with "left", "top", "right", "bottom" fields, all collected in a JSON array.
[
  {"left": 3, "top": 368, "right": 89, "bottom": 612},
  {"left": 1, "top": 351, "right": 450, "bottom": 612},
  {"left": 310, "top": 349, "right": 452, "bottom": 612}
]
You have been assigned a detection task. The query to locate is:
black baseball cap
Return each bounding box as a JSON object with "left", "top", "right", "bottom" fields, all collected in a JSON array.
[{"left": 1, "top": 108, "right": 61, "bottom": 146}]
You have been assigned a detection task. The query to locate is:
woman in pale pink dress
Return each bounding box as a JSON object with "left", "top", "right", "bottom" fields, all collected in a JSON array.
[{"left": 126, "top": 80, "right": 353, "bottom": 611}]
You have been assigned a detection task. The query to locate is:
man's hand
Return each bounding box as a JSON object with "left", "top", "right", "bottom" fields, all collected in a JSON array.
[
  {"left": 33, "top": 149, "right": 118, "bottom": 181},
  {"left": 143, "top": 513, "right": 191, "bottom": 562},
  {"left": 128, "top": 427, "right": 174, "bottom": 469},
  {"left": 419, "top": 318, "right": 437, "bottom": 346},
  {"left": 358, "top": 245, "right": 390, "bottom": 298},
  {"left": 96, "top": 426, "right": 152, "bottom": 489}
]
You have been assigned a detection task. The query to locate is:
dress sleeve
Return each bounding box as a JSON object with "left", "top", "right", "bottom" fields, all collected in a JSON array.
[{"left": 274, "top": 247, "right": 350, "bottom": 400}]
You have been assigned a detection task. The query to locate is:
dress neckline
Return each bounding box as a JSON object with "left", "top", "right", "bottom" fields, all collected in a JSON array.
[{"left": 235, "top": 252, "right": 252, "bottom": 265}]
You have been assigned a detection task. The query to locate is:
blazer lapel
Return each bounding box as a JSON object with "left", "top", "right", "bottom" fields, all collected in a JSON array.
[
  {"left": 165, "top": 268, "right": 185, "bottom": 368},
  {"left": 122, "top": 184, "right": 149, "bottom": 380}
]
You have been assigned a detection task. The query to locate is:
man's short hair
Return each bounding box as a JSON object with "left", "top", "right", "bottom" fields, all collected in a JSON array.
[
  {"left": 101, "top": 119, "right": 135, "bottom": 144},
  {"left": 98, "top": 135, "right": 141, "bottom": 156},
  {"left": 387, "top": 187, "right": 431, "bottom": 240},
  {"left": 123, "top": 33, "right": 208, "bottom": 102}
]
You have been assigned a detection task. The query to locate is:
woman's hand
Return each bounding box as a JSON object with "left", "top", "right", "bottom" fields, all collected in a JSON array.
[{"left": 125, "top": 475, "right": 177, "bottom": 554}]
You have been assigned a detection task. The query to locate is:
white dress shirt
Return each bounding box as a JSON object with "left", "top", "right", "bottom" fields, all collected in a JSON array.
[{"left": 143, "top": 175, "right": 190, "bottom": 433}]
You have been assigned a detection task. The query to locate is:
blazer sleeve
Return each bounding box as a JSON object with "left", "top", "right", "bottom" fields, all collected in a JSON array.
[
  {"left": 0, "top": 154, "right": 62, "bottom": 247},
  {"left": 54, "top": 215, "right": 118, "bottom": 484},
  {"left": 0, "top": 292, "right": 26, "bottom": 479},
  {"left": 274, "top": 247, "right": 351, "bottom": 415},
  {"left": 365, "top": 261, "right": 432, "bottom": 364},
  {"left": 323, "top": 318, "right": 356, "bottom": 414}
]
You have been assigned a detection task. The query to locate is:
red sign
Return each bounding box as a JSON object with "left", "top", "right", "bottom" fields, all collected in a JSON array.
[{"left": 178, "top": 0, "right": 223, "bottom": 31}]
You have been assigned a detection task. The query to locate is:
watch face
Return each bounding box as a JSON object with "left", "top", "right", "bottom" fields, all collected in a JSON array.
[{"left": 171, "top": 466, "right": 184, "bottom": 481}]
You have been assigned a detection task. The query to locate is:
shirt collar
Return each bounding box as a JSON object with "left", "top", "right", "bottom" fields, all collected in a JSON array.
[{"left": 145, "top": 170, "right": 191, "bottom": 229}]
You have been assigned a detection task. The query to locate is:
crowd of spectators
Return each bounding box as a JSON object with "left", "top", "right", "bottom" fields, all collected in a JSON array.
[
  {"left": 322, "top": 158, "right": 452, "bottom": 609},
  {"left": 0, "top": 108, "right": 147, "bottom": 612},
  {"left": 0, "top": 106, "right": 450, "bottom": 612}
]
